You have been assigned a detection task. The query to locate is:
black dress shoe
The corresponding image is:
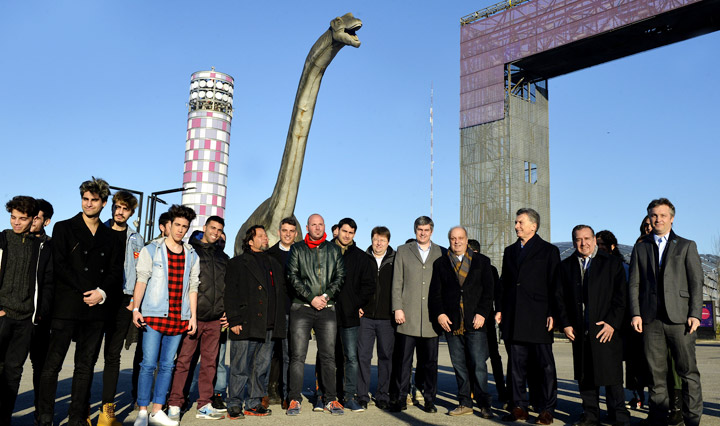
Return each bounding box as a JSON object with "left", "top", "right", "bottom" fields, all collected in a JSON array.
[
  {"left": 359, "top": 400, "right": 368, "bottom": 410},
  {"left": 390, "top": 401, "right": 407, "bottom": 412},
  {"left": 503, "top": 407, "right": 530, "bottom": 422},
  {"left": 480, "top": 407, "right": 494, "bottom": 419},
  {"left": 376, "top": 400, "right": 389, "bottom": 410},
  {"left": 572, "top": 417, "right": 600, "bottom": 426},
  {"left": 424, "top": 402, "right": 437, "bottom": 413}
]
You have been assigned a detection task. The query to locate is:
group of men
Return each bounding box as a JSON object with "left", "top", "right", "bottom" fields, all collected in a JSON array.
[{"left": 0, "top": 176, "right": 704, "bottom": 426}]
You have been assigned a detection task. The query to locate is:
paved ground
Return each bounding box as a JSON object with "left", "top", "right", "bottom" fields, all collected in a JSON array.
[{"left": 13, "top": 338, "right": 720, "bottom": 425}]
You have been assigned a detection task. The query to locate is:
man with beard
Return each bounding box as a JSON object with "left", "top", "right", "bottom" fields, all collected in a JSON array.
[{"left": 225, "top": 225, "right": 286, "bottom": 418}]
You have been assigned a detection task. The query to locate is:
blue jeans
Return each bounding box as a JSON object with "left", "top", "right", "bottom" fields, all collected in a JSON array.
[
  {"left": 137, "top": 326, "right": 183, "bottom": 407},
  {"left": 340, "top": 326, "right": 360, "bottom": 400},
  {"left": 227, "top": 331, "right": 273, "bottom": 410},
  {"left": 446, "top": 330, "right": 490, "bottom": 408},
  {"left": 288, "top": 304, "right": 337, "bottom": 403},
  {"left": 216, "top": 331, "right": 229, "bottom": 393}
]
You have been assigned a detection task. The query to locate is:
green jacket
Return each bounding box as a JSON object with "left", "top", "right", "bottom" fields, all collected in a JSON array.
[{"left": 287, "top": 240, "right": 345, "bottom": 305}]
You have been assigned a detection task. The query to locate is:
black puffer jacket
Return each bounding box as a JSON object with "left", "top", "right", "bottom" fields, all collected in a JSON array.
[
  {"left": 190, "top": 233, "right": 228, "bottom": 321},
  {"left": 363, "top": 246, "right": 395, "bottom": 320}
]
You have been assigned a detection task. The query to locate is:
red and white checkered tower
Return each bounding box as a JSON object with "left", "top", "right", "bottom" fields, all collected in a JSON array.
[{"left": 182, "top": 68, "right": 234, "bottom": 234}]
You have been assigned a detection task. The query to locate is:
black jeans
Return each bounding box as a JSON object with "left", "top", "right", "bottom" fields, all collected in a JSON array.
[
  {"left": 37, "top": 319, "right": 104, "bottom": 424},
  {"left": 357, "top": 317, "right": 394, "bottom": 403},
  {"left": 30, "top": 318, "right": 51, "bottom": 415},
  {"left": 287, "top": 304, "right": 337, "bottom": 403},
  {"left": 100, "top": 295, "right": 134, "bottom": 404},
  {"left": 0, "top": 316, "right": 34, "bottom": 423}
]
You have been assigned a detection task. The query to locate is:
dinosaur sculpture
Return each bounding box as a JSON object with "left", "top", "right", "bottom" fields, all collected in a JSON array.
[{"left": 234, "top": 13, "right": 362, "bottom": 255}]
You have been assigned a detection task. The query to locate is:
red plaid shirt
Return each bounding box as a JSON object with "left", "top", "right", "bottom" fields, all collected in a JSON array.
[{"left": 145, "top": 247, "right": 188, "bottom": 335}]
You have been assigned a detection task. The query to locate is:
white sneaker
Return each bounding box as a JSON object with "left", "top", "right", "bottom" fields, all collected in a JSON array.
[
  {"left": 148, "top": 410, "right": 179, "bottom": 426},
  {"left": 196, "top": 402, "right": 225, "bottom": 420},
  {"left": 134, "top": 410, "right": 149, "bottom": 426},
  {"left": 167, "top": 405, "right": 180, "bottom": 421}
]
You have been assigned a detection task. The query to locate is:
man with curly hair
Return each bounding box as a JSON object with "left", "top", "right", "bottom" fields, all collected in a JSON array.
[
  {"left": 36, "top": 178, "right": 122, "bottom": 426},
  {"left": 0, "top": 196, "right": 53, "bottom": 424}
]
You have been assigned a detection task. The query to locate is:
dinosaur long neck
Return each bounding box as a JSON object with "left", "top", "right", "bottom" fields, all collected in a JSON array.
[{"left": 267, "top": 30, "right": 344, "bottom": 223}]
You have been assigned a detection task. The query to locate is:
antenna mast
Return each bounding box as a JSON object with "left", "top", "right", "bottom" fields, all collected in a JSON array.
[{"left": 430, "top": 83, "right": 434, "bottom": 219}]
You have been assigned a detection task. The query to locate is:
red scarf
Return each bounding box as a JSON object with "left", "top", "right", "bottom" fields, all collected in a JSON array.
[{"left": 304, "top": 232, "right": 327, "bottom": 249}]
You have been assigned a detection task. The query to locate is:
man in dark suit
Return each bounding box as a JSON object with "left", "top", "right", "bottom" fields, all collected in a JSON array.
[
  {"left": 629, "top": 198, "right": 703, "bottom": 426},
  {"left": 557, "top": 225, "right": 630, "bottom": 426},
  {"left": 496, "top": 208, "right": 559, "bottom": 425}
]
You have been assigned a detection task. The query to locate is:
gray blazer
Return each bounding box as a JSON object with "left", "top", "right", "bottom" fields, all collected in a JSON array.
[
  {"left": 391, "top": 241, "right": 444, "bottom": 338},
  {"left": 629, "top": 230, "right": 703, "bottom": 323}
]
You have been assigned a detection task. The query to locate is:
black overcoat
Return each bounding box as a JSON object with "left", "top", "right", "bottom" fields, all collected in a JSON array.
[
  {"left": 498, "top": 234, "right": 560, "bottom": 344},
  {"left": 428, "top": 252, "right": 494, "bottom": 335},
  {"left": 52, "top": 213, "right": 122, "bottom": 321},
  {"left": 556, "top": 249, "right": 626, "bottom": 385},
  {"left": 335, "top": 243, "right": 376, "bottom": 328},
  {"left": 225, "top": 251, "right": 287, "bottom": 340}
]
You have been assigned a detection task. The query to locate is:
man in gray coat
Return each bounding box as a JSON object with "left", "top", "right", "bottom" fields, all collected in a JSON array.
[
  {"left": 391, "top": 216, "right": 444, "bottom": 413},
  {"left": 629, "top": 198, "right": 703, "bottom": 426}
]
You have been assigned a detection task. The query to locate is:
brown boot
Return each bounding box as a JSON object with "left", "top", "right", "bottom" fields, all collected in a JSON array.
[{"left": 96, "top": 403, "right": 122, "bottom": 426}]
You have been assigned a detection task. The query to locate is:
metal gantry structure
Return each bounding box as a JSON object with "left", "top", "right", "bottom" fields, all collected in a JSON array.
[{"left": 459, "top": 0, "right": 718, "bottom": 267}]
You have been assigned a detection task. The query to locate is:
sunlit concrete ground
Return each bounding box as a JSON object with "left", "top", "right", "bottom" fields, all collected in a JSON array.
[{"left": 13, "top": 338, "right": 720, "bottom": 425}]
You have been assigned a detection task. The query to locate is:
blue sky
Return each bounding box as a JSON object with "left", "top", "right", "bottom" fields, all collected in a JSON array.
[{"left": 1, "top": 1, "right": 718, "bottom": 256}]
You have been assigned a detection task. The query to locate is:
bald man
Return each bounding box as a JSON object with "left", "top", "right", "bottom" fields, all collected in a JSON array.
[{"left": 285, "top": 214, "right": 346, "bottom": 415}]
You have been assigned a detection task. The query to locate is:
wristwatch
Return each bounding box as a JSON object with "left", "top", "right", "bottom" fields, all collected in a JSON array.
[{"left": 322, "top": 293, "right": 329, "bottom": 302}]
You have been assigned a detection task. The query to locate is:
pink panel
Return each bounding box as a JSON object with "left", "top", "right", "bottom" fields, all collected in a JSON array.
[
  {"left": 205, "top": 140, "right": 211, "bottom": 149},
  {"left": 183, "top": 172, "right": 191, "bottom": 183},
  {"left": 185, "top": 162, "right": 192, "bottom": 172},
  {"left": 197, "top": 172, "right": 203, "bottom": 181},
  {"left": 206, "top": 112, "right": 213, "bottom": 117},
  {"left": 212, "top": 195, "right": 218, "bottom": 205},
  {"left": 222, "top": 122, "right": 227, "bottom": 131},
  {"left": 210, "top": 73, "right": 216, "bottom": 78},
  {"left": 460, "top": 0, "right": 703, "bottom": 127},
  {"left": 191, "top": 118, "right": 201, "bottom": 128},
  {"left": 199, "top": 205, "right": 207, "bottom": 215},
  {"left": 193, "top": 151, "right": 199, "bottom": 160},
  {"left": 209, "top": 162, "right": 216, "bottom": 172},
  {"left": 215, "top": 152, "right": 222, "bottom": 161}
]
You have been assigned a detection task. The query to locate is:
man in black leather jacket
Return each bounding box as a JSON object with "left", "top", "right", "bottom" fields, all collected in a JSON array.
[{"left": 285, "top": 214, "right": 345, "bottom": 416}]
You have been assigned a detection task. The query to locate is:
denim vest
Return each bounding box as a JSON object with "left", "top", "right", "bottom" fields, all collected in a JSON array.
[{"left": 136, "top": 239, "right": 199, "bottom": 320}]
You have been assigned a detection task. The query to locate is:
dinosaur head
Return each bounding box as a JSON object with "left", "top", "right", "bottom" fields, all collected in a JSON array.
[{"left": 330, "top": 13, "right": 362, "bottom": 48}]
